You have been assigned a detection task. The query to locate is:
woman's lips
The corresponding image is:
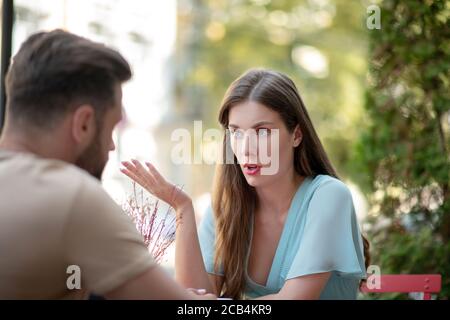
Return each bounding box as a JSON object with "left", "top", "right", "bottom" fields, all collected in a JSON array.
[{"left": 243, "top": 164, "right": 261, "bottom": 176}]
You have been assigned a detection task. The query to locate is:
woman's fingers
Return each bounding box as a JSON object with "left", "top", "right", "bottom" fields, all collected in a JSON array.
[
  {"left": 121, "top": 161, "right": 142, "bottom": 181},
  {"left": 131, "top": 160, "right": 159, "bottom": 187},
  {"left": 145, "top": 162, "right": 165, "bottom": 183},
  {"left": 187, "top": 288, "right": 204, "bottom": 294},
  {"left": 121, "top": 161, "right": 138, "bottom": 175},
  {"left": 121, "top": 160, "right": 156, "bottom": 191},
  {"left": 186, "top": 288, "right": 217, "bottom": 300},
  {"left": 122, "top": 160, "right": 143, "bottom": 177},
  {"left": 120, "top": 159, "right": 183, "bottom": 207},
  {"left": 131, "top": 159, "right": 152, "bottom": 178},
  {"left": 120, "top": 167, "right": 146, "bottom": 188},
  {"left": 120, "top": 167, "right": 139, "bottom": 182},
  {"left": 144, "top": 162, "right": 183, "bottom": 205}
]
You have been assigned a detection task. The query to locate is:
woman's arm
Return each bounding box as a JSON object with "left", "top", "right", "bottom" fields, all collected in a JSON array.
[
  {"left": 173, "top": 199, "right": 217, "bottom": 293},
  {"left": 254, "top": 272, "right": 331, "bottom": 300},
  {"left": 120, "top": 160, "right": 218, "bottom": 294},
  {"left": 105, "top": 264, "right": 217, "bottom": 300}
]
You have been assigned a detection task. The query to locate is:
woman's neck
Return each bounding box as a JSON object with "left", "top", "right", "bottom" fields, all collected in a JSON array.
[{"left": 255, "top": 170, "right": 304, "bottom": 218}]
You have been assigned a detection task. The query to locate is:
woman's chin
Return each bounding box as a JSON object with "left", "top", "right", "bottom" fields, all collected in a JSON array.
[
  {"left": 242, "top": 174, "right": 255, "bottom": 185},
  {"left": 244, "top": 175, "right": 267, "bottom": 188}
]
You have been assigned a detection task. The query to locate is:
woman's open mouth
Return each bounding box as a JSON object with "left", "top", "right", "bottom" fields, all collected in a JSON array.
[{"left": 243, "top": 163, "right": 261, "bottom": 176}]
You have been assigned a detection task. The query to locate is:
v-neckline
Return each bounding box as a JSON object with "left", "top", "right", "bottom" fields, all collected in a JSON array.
[{"left": 245, "top": 176, "right": 313, "bottom": 289}]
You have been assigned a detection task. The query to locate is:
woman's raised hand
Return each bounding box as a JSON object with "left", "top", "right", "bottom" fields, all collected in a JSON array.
[{"left": 120, "top": 159, "right": 191, "bottom": 210}]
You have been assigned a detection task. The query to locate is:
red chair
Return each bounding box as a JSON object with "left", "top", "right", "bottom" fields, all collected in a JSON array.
[{"left": 360, "top": 274, "right": 442, "bottom": 300}]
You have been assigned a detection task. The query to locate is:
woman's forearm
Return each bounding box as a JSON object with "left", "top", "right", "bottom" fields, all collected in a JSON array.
[{"left": 174, "top": 200, "right": 214, "bottom": 293}]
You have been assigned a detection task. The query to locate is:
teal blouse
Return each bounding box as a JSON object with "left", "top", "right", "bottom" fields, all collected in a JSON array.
[{"left": 198, "top": 174, "right": 367, "bottom": 299}]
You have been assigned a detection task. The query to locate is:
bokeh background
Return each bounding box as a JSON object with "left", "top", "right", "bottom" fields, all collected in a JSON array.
[{"left": 1, "top": 0, "right": 448, "bottom": 299}]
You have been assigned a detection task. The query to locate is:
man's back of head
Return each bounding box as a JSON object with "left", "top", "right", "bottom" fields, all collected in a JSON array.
[{"left": 1, "top": 29, "right": 132, "bottom": 178}]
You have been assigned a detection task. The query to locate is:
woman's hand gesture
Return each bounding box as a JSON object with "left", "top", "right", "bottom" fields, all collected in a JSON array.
[{"left": 120, "top": 159, "right": 191, "bottom": 210}]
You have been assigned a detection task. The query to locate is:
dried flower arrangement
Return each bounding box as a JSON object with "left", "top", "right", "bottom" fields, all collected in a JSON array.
[{"left": 122, "top": 182, "right": 180, "bottom": 264}]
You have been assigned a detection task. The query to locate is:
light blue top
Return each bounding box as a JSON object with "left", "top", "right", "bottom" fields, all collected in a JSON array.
[{"left": 198, "top": 174, "right": 367, "bottom": 299}]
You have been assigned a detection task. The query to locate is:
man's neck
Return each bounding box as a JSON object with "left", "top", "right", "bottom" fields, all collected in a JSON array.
[{"left": 0, "top": 131, "right": 73, "bottom": 163}]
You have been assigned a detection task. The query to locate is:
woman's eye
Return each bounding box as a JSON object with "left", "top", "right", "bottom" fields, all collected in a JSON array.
[
  {"left": 257, "top": 128, "right": 270, "bottom": 137},
  {"left": 231, "top": 129, "right": 244, "bottom": 139}
]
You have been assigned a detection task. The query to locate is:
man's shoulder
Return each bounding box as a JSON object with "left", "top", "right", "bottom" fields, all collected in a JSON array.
[
  {"left": 0, "top": 150, "right": 103, "bottom": 204},
  {"left": 36, "top": 158, "right": 107, "bottom": 206}
]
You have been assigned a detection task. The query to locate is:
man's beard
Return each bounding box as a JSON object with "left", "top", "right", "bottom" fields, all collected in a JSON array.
[{"left": 75, "top": 135, "right": 107, "bottom": 181}]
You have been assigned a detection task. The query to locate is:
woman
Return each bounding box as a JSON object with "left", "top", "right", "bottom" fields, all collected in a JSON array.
[{"left": 121, "top": 69, "right": 369, "bottom": 300}]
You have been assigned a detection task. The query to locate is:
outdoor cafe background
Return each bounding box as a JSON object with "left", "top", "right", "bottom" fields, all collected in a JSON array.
[{"left": 0, "top": 0, "right": 448, "bottom": 299}]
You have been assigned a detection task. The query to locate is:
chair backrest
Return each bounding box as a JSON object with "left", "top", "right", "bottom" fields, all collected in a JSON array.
[{"left": 360, "top": 274, "right": 442, "bottom": 300}]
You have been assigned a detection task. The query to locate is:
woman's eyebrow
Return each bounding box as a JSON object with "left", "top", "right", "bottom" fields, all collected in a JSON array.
[
  {"left": 228, "top": 121, "right": 274, "bottom": 129},
  {"left": 252, "top": 121, "right": 274, "bottom": 127}
]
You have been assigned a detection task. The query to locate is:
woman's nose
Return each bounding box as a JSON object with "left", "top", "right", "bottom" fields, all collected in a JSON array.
[{"left": 243, "top": 130, "right": 258, "bottom": 161}]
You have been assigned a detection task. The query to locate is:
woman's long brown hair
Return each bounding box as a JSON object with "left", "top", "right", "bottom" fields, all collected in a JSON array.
[{"left": 212, "top": 69, "right": 370, "bottom": 299}]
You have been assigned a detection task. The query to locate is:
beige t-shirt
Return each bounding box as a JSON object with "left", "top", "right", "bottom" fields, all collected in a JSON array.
[{"left": 0, "top": 149, "right": 156, "bottom": 299}]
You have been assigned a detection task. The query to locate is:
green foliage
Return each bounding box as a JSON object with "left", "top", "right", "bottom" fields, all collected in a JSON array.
[{"left": 354, "top": 0, "right": 450, "bottom": 299}]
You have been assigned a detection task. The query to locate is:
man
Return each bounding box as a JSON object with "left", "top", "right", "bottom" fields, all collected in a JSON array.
[{"left": 0, "top": 30, "right": 212, "bottom": 299}]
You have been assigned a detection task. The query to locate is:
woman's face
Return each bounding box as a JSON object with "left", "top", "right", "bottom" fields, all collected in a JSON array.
[{"left": 228, "top": 101, "right": 302, "bottom": 188}]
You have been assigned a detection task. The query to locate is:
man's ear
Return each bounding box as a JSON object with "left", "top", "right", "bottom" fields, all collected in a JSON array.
[
  {"left": 71, "top": 105, "right": 96, "bottom": 148},
  {"left": 293, "top": 125, "right": 302, "bottom": 147}
]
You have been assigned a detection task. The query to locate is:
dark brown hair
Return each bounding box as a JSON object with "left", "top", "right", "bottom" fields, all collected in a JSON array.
[
  {"left": 5, "top": 29, "right": 132, "bottom": 129},
  {"left": 212, "top": 69, "right": 370, "bottom": 299}
]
